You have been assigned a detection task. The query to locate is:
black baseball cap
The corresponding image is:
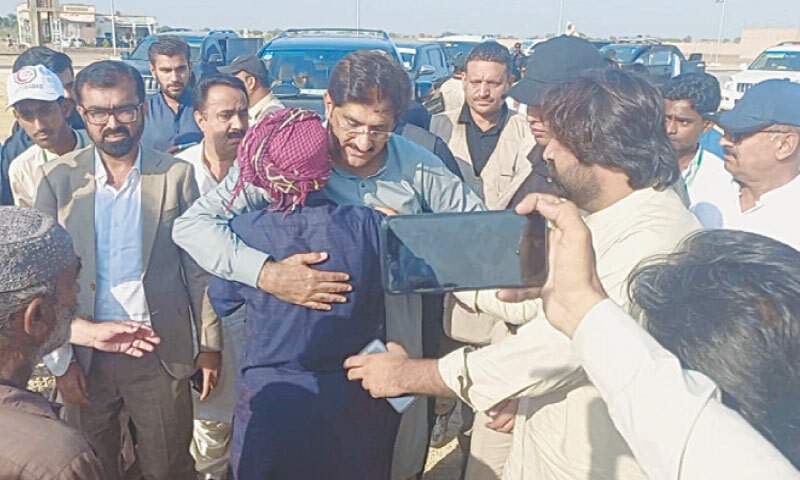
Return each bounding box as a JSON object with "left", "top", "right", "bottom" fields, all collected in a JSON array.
[
  {"left": 508, "top": 36, "right": 606, "bottom": 106},
  {"left": 707, "top": 79, "right": 800, "bottom": 135},
  {"left": 218, "top": 54, "right": 270, "bottom": 85}
]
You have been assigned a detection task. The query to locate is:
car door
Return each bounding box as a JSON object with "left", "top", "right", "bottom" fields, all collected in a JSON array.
[{"left": 638, "top": 46, "right": 674, "bottom": 85}]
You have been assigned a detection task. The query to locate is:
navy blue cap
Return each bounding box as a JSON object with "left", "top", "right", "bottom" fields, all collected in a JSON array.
[
  {"left": 508, "top": 36, "right": 606, "bottom": 106},
  {"left": 709, "top": 79, "right": 800, "bottom": 135}
]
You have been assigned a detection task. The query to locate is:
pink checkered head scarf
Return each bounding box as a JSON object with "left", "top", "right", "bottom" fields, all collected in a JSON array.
[{"left": 230, "top": 107, "right": 331, "bottom": 212}]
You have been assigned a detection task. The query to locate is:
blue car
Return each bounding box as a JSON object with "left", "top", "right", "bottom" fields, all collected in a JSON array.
[{"left": 259, "top": 28, "right": 444, "bottom": 118}]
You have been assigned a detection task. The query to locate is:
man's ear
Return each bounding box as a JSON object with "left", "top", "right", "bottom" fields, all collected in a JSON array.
[
  {"left": 21, "top": 297, "right": 50, "bottom": 342},
  {"left": 776, "top": 131, "right": 800, "bottom": 161},
  {"left": 194, "top": 109, "right": 206, "bottom": 132},
  {"left": 149, "top": 62, "right": 157, "bottom": 78},
  {"left": 323, "top": 91, "right": 334, "bottom": 119}
]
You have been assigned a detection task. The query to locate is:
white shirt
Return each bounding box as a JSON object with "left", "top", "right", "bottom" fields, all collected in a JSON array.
[
  {"left": 176, "top": 141, "right": 220, "bottom": 196},
  {"left": 8, "top": 130, "right": 90, "bottom": 207},
  {"left": 680, "top": 146, "right": 735, "bottom": 226},
  {"left": 716, "top": 174, "right": 800, "bottom": 251},
  {"left": 440, "top": 188, "right": 701, "bottom": 480},
  {"left": 93, "top": 148, "right": 150, "bottom": 323},
  {"left": 43, "top": 148, "right": 150, "bottom": 376},
  {"left": 574, "top": 299, "right": 799, "bottom": 480}
]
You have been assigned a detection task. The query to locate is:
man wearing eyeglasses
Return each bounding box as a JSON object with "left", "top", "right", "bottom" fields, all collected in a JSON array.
[
  {"left": 32, "top": 60, "right": 221, "bottom": 480},
  {"left": 705, "top": 79, "right": 800, "bottom": 251},
  {"left": 6, "top": 65, "right": 90, "bottom": 208},
  {"left": 174, "top": 49, "right": 484, "bottom": 480}
]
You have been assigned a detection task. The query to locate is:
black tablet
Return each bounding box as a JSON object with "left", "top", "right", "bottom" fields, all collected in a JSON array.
[{"left": 381, "top": 210, "right": 548, "bottom": 294}]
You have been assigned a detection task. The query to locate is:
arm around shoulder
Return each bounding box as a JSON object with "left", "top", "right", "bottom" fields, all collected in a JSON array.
[{"left": 172, "top": 164, "right": 271, "bottom": 287}]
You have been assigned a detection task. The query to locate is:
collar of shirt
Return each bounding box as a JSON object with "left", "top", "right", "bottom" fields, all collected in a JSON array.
[
  {"left": 157, "top": 88, "right": 192, "bottom": 107},
  {"left": 458, "top": 102, "right": 509, "bottom": 136},
  {"left": 94, "top": 146, "right": 143, "bottom": 189},
  {"left": 680, "top": 145, "right": 703, "bottom": 182},
  {"left": 38, "top": 129, "right": 89, "bottom": 163},
  {"left": 740, "top": 173, "right": 800, "bottom": 214},
  {"left": 0, "top": 383, "right": 58, "bottom": 420},
  {"left": 249, "top": 92, "right": 283, "bottom": 122},
  {"left": 584, "top": 187, "right": 663, "bottom": 230}
]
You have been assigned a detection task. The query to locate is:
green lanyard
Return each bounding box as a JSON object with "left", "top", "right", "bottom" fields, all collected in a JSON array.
[
  {"left": 684, "top": 148, "right": 704, "bottom": 190},
  {"left": 40, "top": 131, "right": 86, "bottom": 163}
]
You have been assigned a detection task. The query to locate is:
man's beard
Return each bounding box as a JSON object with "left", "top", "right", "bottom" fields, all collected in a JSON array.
[
  {"left": 547, "top": 162, "right": 600, "bottom": 210},
  {"left": 97, "top": 126, "right": 137, "bottom": 158},
  {"left": 162, "top": 82, "right": 187, "bottom": 100},
  {"left": 30, "top": 302, "right": 76, "bottom": 369}
]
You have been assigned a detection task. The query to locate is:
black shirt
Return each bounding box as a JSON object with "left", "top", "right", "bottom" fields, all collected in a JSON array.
[
  {"left": 459, "top": 103, "right": 509, "bottom": 177},
  {"left": 509, "top": 144, "right": 560, "bottom": 208}
]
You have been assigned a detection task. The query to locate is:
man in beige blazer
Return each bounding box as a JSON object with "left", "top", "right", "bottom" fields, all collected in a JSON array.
[
  {"left": 429, "top": 41, "right": 536, "bottom": 480},
  {"left": 34, "top": 60, "right": 221, "bottom": 480}
]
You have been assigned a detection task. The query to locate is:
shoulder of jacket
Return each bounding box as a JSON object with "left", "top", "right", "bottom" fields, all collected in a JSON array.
[{"left": 40, "top": 145, "right": 93, "bottom": 176}]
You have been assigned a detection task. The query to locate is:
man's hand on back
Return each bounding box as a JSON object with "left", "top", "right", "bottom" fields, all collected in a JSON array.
[{"left": 257, "top": 252, "right": 352, "bottom": 311}]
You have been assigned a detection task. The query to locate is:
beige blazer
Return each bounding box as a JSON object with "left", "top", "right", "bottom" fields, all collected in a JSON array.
[
  {"left": 34, "top": 145, "right": 221, "bottom": 379},
  {"left": 431, "top": 108, "right": 536, "bottom": 344}
]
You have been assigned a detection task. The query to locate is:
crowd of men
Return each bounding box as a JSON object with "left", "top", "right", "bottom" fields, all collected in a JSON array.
[{"left": 0, "top": 31, "right": 798, "bottom": 480}]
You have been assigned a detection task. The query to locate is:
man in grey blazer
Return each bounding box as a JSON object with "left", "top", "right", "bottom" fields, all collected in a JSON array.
[{"left": 34, "top": 60, "right": 221, "bottom": 480}]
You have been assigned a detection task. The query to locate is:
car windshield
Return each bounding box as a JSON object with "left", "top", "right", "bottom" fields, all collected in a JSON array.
[
  {"left": 749, "top": 51, "right": 800, "bottom": 71},
  {"left": 600, "top": 45, "right": 640, "bottom": 63},
  {"left": 438, "top": 41, "right": 481, "bottom": 62},
  {"left": 262, "top": 48, "right": 394, "bottom": 93},
  {"left": 398, "top": 49, "right": 416, "bottom": 71},
  {"left": 128, "top": 36, "right": 202, "bottom": 62}
]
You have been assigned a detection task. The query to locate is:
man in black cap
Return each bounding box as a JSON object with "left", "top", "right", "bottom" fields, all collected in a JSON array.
[
  {"left": 708, "top": 79, "right": 800, "bottom": 250},
  {"left": 429, "top": 40, "right": 541, "bottom": 479},
  {"left": 219, "top": 54, "right": 284, "bottom": 124},
  {"left": 506, "top": 35, "right": 608, "bottom": 207}
]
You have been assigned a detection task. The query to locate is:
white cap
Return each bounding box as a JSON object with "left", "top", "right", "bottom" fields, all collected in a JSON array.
[{"left": 6, "top": 64, "right": 65, "bottom": 109}]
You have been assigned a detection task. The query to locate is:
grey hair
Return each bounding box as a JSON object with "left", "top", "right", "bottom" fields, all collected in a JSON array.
[{"left": 0, "top": 282, "right": 55, "bottom": 342}]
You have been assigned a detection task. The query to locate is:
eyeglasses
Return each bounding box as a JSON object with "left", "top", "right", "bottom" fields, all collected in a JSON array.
[
  {"left": 335, "top": 113, "right": 393, "bottom": 141},
  {"left": 80, "top": 103, "right": 142, "bottom": 125},
  {"left": 724, "top": 128, "right": 790, "bottom": 144}
]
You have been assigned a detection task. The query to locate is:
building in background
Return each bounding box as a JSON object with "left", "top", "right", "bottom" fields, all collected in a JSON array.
[{"left": 16, "top": 1, "right": 156, "bottom": 47}]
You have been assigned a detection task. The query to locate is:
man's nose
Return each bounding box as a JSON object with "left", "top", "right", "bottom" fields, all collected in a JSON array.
[
  {"left": 353, "top": 132, "right": 372, "bottom": 151},
  {"left": 666, "top": 119, "right": 679, "bottom": 135}
]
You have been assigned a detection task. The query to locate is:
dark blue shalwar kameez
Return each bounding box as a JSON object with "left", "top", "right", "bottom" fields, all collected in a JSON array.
[{"left": 208, "top": 197, "right": 400, "bottom": 480}]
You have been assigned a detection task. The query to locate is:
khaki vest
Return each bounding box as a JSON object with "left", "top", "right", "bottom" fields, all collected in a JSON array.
[
  {"left": 431, "top": 109, "right": 535, "bottom": 210},
  {"left": 431, "top": 108, "right": 535, "bottom": 344}
]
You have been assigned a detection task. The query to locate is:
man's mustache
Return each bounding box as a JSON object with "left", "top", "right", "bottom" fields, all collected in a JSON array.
[
  {"left": 101, "top": 126, "right": 131, "bottom": 139},
  {"left": 227, "top": 130, "right": 245, "bottom": 140}
]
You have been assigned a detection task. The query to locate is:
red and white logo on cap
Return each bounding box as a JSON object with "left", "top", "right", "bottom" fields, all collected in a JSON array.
[{"left": 14, "top": 67, "right": 37, "bottom": 85}]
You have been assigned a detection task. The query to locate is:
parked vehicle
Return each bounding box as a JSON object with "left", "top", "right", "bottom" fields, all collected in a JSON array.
[
  {"left": 720, "top": 42, "right": 800, "bottom": 110},
  {"left": 395, "top": 40, "right": 450, "bottom": 113},
  {"left": 259, "top": 28, "right": 441, "bottom": 117},
  {"left": 122, "top": 30, "right": 263, "bottom": 95},
  {"left": 436, "top": 35, "right": 484, "bottom": 65},
  {"left": 600, "top": 42, "right": 705, "bottom": 87}
]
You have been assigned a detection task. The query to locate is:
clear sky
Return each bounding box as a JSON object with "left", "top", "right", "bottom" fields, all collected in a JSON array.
[{"left": 2, "top": 0, "right": 799, "bottom": 39}]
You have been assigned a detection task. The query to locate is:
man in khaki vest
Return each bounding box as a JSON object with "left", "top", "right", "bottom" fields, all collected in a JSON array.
[{"left": 429, "top": 41, "right": 535, "bottom": 480}]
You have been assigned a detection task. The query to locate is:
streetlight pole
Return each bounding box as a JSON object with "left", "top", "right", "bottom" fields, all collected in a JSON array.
[
  {"left": 356, "top": 0, "right": 360, "bottom": 35},
  {"left": 110, "top": 0, "right": 117, "bottom": 57},
  {"left": 715, "top": 0, "right": 726, "bottom": 64}
]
